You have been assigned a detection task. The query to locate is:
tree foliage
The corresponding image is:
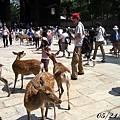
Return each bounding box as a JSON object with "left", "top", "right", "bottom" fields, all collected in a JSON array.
[
  {"left": 10, "top": 0, "right": 20, "bottom": 22},
  {"left": 60, "top": 0, "right": 120, "bottom": 20},
  {"left": 10, "top": 0, "right": 120, "bottom": 22}
]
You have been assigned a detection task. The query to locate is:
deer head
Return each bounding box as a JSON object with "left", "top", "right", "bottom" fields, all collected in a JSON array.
[{"left": 12, "top": 51, "right": 26, "bottom": 60}]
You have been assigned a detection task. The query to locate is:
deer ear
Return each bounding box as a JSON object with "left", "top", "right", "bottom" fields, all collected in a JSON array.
[
  {"left": 12, "top": 52, "right": 17, "bottom": 55},
  {"left": 21, "top": 51, "right": 24, "bottom": 54}
]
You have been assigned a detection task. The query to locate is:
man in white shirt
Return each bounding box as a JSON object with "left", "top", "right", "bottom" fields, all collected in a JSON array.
[
  {"left": 92, "top": 22, "right": 106, "bottom": 62},
  {"left": 70, "top": 12, "right": 85, "bottom": 80}
]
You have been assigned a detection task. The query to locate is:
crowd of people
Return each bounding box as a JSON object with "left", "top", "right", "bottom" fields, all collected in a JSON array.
[{"left": 0, "top": 14, "right": 120, "bottom": 78}]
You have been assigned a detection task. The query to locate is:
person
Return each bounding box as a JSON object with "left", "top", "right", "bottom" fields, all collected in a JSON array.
[
  {"left": 2, "top": 26, "right": 9, "bottom": 47},
  {"left": 109, "top": 25, "right": 119, "bottom": 54},
  {"left": 84, "top": 27, "right": 95, "bottom": 66},
  {"left": 27, "top": 28, "right": 34, "bottom": 45},
  {"left": 42, "top": 26, "right": 47, "bottom": 37},
  {"left": 58, "top": 27, "right": 63, "bottom": 53},
  {"left": 9, "top": 27, "right": 13, "bottom": 46},
  {"left": 34, "top": 27, "right": 41, "bottom": 48},
  {"left": 47, "top": 29, "right": 53, "bottom": 46},
  {"left": 70, "top": 12, "right": 85, "bottom": 80},
  {"left": 67, "top": 27, "right": 72, "bottom": 45},
  {"left": 92, "top": 22, "right": 106, "bottom": 62},
  {"left": 19, "top": 28, "right": 24, "bottom": 35},
  {"left": 56, "top": 28, "right": 70, "bottom": 57},
  {"left": 32, "top": 37, "right": 51, "bottom": 72}
]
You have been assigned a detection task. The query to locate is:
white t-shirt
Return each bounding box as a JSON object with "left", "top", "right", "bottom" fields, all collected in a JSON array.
[
  {"left": 58, "top": 29, "right": 63, "bottom": 35},
  {"left": 61, "top": 32, "right": 69, "bottom": 42},
  {"left": 96, "top": 26, "right": 105, "bottom": 41},
  {"left": 74, "top": 22, "right": 85, "bottom": 46}
]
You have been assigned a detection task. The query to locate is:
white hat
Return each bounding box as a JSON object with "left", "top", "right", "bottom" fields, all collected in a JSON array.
[{"left": 113, "top": 25, "right": 119, "bottom": 30}]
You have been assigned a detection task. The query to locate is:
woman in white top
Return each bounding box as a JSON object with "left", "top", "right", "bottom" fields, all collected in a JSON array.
[{"left": 2, "top": 26, "right": 9, "bottom": 47}]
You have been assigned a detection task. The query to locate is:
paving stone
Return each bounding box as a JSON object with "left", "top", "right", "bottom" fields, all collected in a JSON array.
[
  {"left": 0, "top": 107, "right": 18, "bottom": 119},
  {"left": 4, "top": 97, "right": 23, "bottom": 107},
  {"left": 70, "top": 96, "right": 95, "bottom": 107},
  {"left": 105, "top": 97, "right": 120, "bottom": 107},
  {"left": 87, "top": 90, "right": 119, "bottom": 101},
  {"left": 0, "top": 37, "right": 120, "bottom": 120}
]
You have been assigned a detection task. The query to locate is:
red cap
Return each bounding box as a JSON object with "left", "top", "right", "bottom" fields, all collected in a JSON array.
[{"left": 71, "top": 12, "right": 80, "bottom": 21}]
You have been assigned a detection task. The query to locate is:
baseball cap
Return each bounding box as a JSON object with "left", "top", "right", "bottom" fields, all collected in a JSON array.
[{"left": 71, "top": 12, "right": 80, "bottom": 21}]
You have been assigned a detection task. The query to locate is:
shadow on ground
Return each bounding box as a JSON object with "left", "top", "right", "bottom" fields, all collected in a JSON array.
[
  {"left": 17, "top": 114, "right": 54, "bottom": 120},
  {"left": 95, "top": 53, "right": 120, "bottom": 66},
  {"left": 109, "top": 87, "right": 120, "bottom": 96}
]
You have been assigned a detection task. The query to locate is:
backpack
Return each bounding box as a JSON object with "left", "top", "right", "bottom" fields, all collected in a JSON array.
[
  {"left": 65, "top": 36, "right": 70, "bottom": 44},
  {"left": 101, "top": 27, "right": 107, "bottom": 40},
  {"left": 81, "top": 36, "right": 92, "bottom": 54}
]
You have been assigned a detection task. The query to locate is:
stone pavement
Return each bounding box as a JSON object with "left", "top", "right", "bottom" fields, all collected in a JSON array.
[{"left": 0, "top": 37, "right": 120, "bottom": 120}]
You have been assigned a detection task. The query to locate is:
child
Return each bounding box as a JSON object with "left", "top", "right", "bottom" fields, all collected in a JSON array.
[{"left": 32, "top": 37, "right": 51, "bottom": 72}]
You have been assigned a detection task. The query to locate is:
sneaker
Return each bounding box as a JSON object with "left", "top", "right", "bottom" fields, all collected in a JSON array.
[
  {"left": 91, "top": 59, "right": 95, "bottom": 66},
  {"left": 56, "top": 51, "right": 60, "bottom": 55},
  {"left": 78, "top": 72, "right": 84, "bottom": 75},
  {"left": 71, "top": 76, "right": 77, "bottom": 80},
  {"left": 84, "top": 62, "right": 90, "bottom": 66},
  {"left": 62, "top": 54, "right": 65, "bottom": 57},
  {"left": 101, "top": 60, "right": 106, "bottom": 62}
]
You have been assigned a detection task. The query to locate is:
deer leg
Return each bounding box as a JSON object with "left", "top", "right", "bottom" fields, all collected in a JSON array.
[
  {"left": 59, "top": 84, "right": 64, "bottom": 99},
  {"left": 41, "top": 103, "right": 45, "bottom": 120},
  {"left": 53, "top": 103, "right": 57, "bottom": 120},
  {"left": 0, "top": 78, "right": 11, "bottom": 97},
  {"left": 12, "top": 73, "right": 18, "bottom": 93},
  {"left": 45, "top": 102, "right": 49, "bottom": 118},
  {"left": 66, "top": 80, "right": 70, "bottom": 110},
  {"left": 27, "top": 110, "right": 31, "bottom": 120},
  {"left": 57, "top": 83, "right": 61, "bottom": 99},
  {"left": 20, "top": 74, "right": 24, "bottom": 89}
]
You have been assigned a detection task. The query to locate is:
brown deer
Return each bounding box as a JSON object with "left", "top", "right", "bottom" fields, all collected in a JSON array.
[
  {"left": 47, "top": 53, "right": 71, "bottom": 110},
  {"left": 0, "top": 64, "right": 11, "bottom": 97},
  {"left": 17, "top": 34, "right": 29, "bottom": 45},
  {"left": 24, "top": 72, "right": 61, "bottom": 120},
  {"left": 12, "top": 51, "right": 44, "bottom": 93}
]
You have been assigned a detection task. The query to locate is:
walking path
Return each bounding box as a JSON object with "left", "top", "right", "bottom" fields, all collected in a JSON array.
[{"left": 0, "top": 37, "right": 120, "bottom": 120}]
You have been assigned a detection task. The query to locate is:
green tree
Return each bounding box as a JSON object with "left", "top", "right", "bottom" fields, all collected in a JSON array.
[
  {"left": 10, "top": 0, "right": 20, "bottom": 22},
  {"left": 60, "top": 0, "right": 120, "bottom": 20}
]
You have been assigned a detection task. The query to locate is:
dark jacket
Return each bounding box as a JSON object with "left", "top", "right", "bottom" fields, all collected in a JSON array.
[{"left": 110, "top": 30, "right": 119, "bottom": 43}]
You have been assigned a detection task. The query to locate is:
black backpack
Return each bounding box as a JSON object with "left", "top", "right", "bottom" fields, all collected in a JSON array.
[
  {"left": 65, "top": 37, "right": 71, "bottom": 44},
  {"left": 81, "top": 37, "right": 92, "bottom": 54}
]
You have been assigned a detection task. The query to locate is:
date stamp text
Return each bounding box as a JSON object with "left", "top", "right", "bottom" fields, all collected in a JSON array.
[{"left": 97, "top": 112, "right": 120, "bottom": 119}]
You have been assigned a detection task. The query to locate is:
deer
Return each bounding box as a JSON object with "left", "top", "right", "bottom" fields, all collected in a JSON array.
[
  {"left": 0, "top": 64, "right": 11, "bottom": 97},
  {"left": 47, "top": 52, "right": 71, "bottom": 110},
  {"left": 12, "top": 51, "right": 44, "bottom": 93},
  {"left": 24, "top": 72, "right": 62, "bottom": 120},
  {"left": 17, "top": 34, "right": 29, "bottom": 45}
]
